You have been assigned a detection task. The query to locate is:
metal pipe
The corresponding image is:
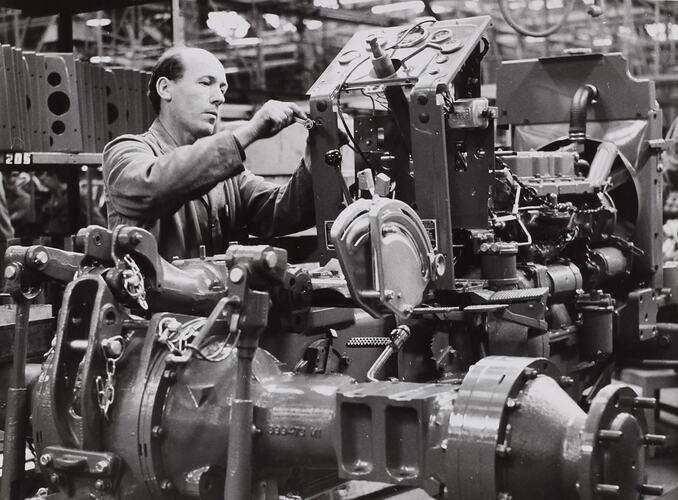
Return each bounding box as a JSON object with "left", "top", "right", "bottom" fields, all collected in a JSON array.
[
  {"left": 366, "top": 326, "right": 410, "bottom": 382},
  {"left": 0, "top": 299, "right": 31, "bottom": 500},
  {"left": 568, "top": 84, "right": 598, "bottom": 145},
  {"left": 224, "top": 289, "right": 267, "bottom": 500},
  {"left": 224, "top": 347, "right": 255, "bottom": 500}
]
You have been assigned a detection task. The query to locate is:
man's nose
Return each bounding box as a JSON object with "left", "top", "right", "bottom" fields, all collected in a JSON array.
[{"left": 211, "top": 88, "right": 225, "bottom": 105}]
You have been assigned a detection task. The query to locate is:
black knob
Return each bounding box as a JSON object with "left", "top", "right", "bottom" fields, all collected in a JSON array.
[{"left": 325, "top": 149, "right": 342, "bottom": 168}]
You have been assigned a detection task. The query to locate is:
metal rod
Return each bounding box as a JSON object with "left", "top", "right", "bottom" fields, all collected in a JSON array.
[
  {"left": 86, "top": 166, "right": 93, "bottom": 225},
  {"left": 224, "top": 288, "right": 267, "bottom": 500},
  {"left": 366, "top": 326, "right": 410, "bottom": 382},
  {"left": 0, "top": 298, "right": 31, "bottom": 500},
  {"left": 171, "top": 0, "right": 185, "bottom": 46},
  {"left": 224, "top": 347, "right": 255, "bottom": 500},
  {"left": 57, "top": 11, "right": 73, "bottom": 52}
]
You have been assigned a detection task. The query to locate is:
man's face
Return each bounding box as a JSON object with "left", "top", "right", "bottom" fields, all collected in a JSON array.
[{"left": 165, "top": 49, "right": 228, "bottom": 140}]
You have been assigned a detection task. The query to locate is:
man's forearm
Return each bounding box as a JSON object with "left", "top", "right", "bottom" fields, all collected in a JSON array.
[
  {"left": 232, "top": 123, "right": 257, "bottom": 149},
  {"left": 103, "top": 131, "right": 245, "bottom": 220}
]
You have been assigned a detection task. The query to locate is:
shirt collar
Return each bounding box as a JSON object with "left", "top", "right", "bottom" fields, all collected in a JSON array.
[{"left": 148, "top": 119, "right": 182, "bottom": 152}]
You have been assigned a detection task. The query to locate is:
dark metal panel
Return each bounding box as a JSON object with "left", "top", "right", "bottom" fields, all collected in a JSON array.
[
  {"left": 497, "top": 53, "right": 655, "bottom": 126},
  {"left": 449, "top": 125, "right": 493, "bottom": 230}
]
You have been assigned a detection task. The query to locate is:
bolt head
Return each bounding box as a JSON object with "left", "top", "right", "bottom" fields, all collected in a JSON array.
[
  {"left": 229, "top": 267, "right": 245, "bottom": 284},
  {"left": 94, "top": 479, "right": 109, "bottom": 491},
  {"left": 49, "top": 473, "right": 60, "bottom": 485},
  {"left": 101, "top": 338, "right": 123, "bottom": 357},
  {"left": 587, "top": 4, "right": 603, "bottom": 16},
  {"left": 33, "top": 250, "right": 48, "bottom": 266},
  {"left": 160, "top": 480, "right": 173, "bottom": 491},
  {"left": 39, "top": 454, "right": 52, "bottom": 466},
  {"left": 432, "top": 253, "right": 446, "bottom": 278},
  {"left": 263, "top": 250, "right": 278, "bottom": 269},
  {"left": 162, "top": 369, "right": 177, "bottom": 383},
  {"left": 95, "top": 460, "right": 110, "bottom": 473},
  {"left": 3, "top": 265, "right": 17, "bottom": 280},
  {"left": 151, "top": 425, "right": 165, "bottom": 439},
  {"left": 505, "top": 397, "right": 521, "bottom": 410}
]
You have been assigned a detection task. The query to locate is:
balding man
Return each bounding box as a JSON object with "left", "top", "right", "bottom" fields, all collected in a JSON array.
[{"left": 102, "top": 47, "right": 315, "bottom": 260}]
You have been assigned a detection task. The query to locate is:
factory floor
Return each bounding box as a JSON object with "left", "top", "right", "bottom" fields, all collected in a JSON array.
[
  {"left": 324, "top": 438, "right": 678, "bottom": 499},
  {"left": 321, "top": 385, "right": 678, "bottom": 500},
  {"left": 327, "top": 453, "right": 678, "bottom": 499}
]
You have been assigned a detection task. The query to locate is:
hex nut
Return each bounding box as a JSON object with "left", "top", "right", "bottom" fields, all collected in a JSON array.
[
  {"left": 95, "top": 460, "right": 110, "bottom": 474},
  {"left": 423, "top": 476, "right": 445, "bottom": 498}
]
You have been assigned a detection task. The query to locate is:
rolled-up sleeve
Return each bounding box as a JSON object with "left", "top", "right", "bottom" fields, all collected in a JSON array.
[
  {"left": 237, "top": 159, "right": 315, "bottom": 237},
  {"left": 103, "top": 131, "right": 245, "bottom": 221}
]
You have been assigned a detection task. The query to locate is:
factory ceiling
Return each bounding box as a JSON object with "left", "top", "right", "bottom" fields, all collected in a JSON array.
[{"left": 0, "top": 0, "right": 677, "bottom": 107}]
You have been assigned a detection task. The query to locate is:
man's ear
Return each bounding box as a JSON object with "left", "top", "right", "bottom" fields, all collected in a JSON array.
[{"left": 156, "top": 76, "right": 172, "bottom": 103}]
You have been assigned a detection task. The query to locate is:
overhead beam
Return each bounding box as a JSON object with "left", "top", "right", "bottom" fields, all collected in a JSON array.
[
  {"left": 210, "top": 0, "right": 398, "bottom": 26},
  {"left": 0, "top": 0, "right": 152, "bottom": 16}
]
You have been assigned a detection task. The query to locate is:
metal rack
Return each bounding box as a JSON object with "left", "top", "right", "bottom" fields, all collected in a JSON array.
[{"left": 1, "top": 151, "right": 103, "bottom": 234}]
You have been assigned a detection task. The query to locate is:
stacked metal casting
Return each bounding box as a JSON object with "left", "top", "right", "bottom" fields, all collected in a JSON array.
[{"left": 0, "top": 46, "right": 153, "bottom": 152}]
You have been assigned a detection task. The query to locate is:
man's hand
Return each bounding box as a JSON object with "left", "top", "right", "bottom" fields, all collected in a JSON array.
[{"left": 233, "top": 100, "right": 307, "bottom": 148}]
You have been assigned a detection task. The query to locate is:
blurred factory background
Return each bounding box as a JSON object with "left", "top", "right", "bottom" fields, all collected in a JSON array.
[{"left": 0, "top": 0, "right": 676, "bottom": 121}]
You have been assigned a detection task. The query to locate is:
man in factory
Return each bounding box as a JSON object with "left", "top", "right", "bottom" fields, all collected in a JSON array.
[{"left": 102, "top": 46, "right": 315, "bottom": 260}]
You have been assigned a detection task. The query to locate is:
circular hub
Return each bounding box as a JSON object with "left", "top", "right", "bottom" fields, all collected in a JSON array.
[{"left": 577, "top": 385, "right": 653, "bottom": 500}]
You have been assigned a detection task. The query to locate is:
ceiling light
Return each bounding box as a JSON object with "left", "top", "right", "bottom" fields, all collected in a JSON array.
[
  {"left": 86, "top": 18, "right": 111, "bottom": 27},
  {"left": 371, "top": 1, "right": 424, "bottom": 14},
  {"left": 592, "top": 37, "right": 612, "bottom": 46},
  {"left": 207, "top": 11, "right": 250, "bottom": 40},
  {"left": 338, "top": 0, "right": 376, "bottom": 5},
  {"left": 304, "top": 20, "right": 324, "bottom": 30},
  {"left": 227, "top": 37, "right": 262, "bottom": 46},
  {"left": 263, "top": 14, "right": 280, "bottom": 28},
  {"left": 90, "top": 56, "right": 112, "bottom": 63},
  {"left": 525, "top": 36, "right": 543, "bottom": 43}
]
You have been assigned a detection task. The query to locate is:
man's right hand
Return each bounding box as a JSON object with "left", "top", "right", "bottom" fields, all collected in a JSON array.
[{"left": 233, "top": 100, "right": 307, "bottom": 148}]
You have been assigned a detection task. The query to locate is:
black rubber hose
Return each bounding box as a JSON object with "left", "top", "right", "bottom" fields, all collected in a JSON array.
[{"left": 569, "top": 84, "right": 599, "bottom": 144}]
